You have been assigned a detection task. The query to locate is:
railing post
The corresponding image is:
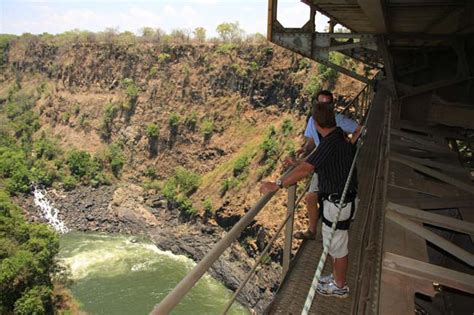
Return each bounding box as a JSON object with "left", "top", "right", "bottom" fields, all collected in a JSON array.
[{"left": 282, "top": 184, "right": 296, "bottom": 280}]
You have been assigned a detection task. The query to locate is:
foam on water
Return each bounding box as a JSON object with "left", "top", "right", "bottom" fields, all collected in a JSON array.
[
  {"left": 33, "top": 187, "right": 68, "bottom": 233},
  {"left": 60, "top": 234, "right": 196, "bottom": 280}
]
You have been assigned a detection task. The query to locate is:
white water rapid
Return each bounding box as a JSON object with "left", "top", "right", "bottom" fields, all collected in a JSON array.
[{"left": 33, "top": 187, "right": 69, "bottom": 233}]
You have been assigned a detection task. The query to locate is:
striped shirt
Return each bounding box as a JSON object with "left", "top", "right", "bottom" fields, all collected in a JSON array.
[{"left": 307, "top": 127, "right": 357, "bottom": 194}]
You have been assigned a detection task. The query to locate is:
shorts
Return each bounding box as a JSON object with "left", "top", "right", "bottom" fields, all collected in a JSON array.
[
  {"left": 308, "top": 173, "right": 319, "bottom": 193},
  {"left": 321, "top": 200, "right": 354, "bottom": 259}
]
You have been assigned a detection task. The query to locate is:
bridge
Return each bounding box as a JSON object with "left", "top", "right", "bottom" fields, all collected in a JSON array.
[{"left": 152, "top": 1, "right": 474, "bottom": 314}]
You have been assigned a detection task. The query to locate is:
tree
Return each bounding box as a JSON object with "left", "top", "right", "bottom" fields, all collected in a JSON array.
[
  {"left": 193, "top": 27, "right": 206, "bottom": 42},
  {"left": 141, "top": 27, "right": 155, "bottom": 37},
  {"left": 216, "top": 22, "right": 245, "bottom": 43}
]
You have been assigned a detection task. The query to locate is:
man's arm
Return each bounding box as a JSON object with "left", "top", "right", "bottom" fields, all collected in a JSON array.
[
  {"left": 300, "top": 137, "right": 316, "bottom": 158},
  {"left": 260, "top": 161, "right": 314, "bottom": 194},
  {"left": 350, "top": 124, "right": 362, "bottom": 144},
  {"left": 285, "top": 136, "right": 315, "bottom": 167},
  {"left": 336, "top": 114, "right": 363, "bottom": 144}
]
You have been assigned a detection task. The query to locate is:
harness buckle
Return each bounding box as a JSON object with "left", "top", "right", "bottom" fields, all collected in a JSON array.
[{"left": 327, "top": 193, "right": 347, "bottom": 208}]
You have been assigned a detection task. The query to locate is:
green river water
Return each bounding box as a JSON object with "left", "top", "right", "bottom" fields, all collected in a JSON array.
[{"left": 58, "top": 232, "right": 250, "bottom": 315}]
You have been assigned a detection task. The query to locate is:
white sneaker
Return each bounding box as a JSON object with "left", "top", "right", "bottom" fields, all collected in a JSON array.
[{"left": 316, "top": 280, "right": 350, "bottom": 298}]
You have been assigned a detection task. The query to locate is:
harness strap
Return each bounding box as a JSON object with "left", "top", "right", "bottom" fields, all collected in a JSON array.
[{"left": 319, "top": 193, "right": 357, "bottom": 231}]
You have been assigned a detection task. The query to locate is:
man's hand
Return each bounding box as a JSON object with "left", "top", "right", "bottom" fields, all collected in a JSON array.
[{"left": 260, "top": 181, "right": 279, "bottom": 194}]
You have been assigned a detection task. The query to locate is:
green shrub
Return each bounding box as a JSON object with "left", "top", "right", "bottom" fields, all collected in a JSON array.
[
  {"left": 158, "top": 53, "right": 171, "bottom": 63},
  {"left": 203, "top": 197, "right": 213, "bottom": 217},
  {"left": 261, "top": 136, "right": 278, "bottom": 160},
  {"left": 100, "top": 103, "right": 118, "bottom": 140},
  {"left": 107, "top": 144, "right": 125, "bottom": 177},
  {"left": 14, "top": 285, "right": 51, "bottom": 315},
  {"left": 281, "top": 119, "right": 293, "bottom": 136},
  {"left": 286, "top": 140, "right": 296, "bottom": 157},
  {"left": 144, "top": 167, "right": 157, "bottom": 179},
  {"left": 30, "top": 160, "right": 58, "bottom": 187},
  {"left": 305, "top": 75, "right": 322, "bottom": 97},
  {"left": 66, "top": 150, "right": 92, "bottom": 179},
  {"left": 233, "top": 155, "right": 250, "bottom": 177},
  {"left": 162, "top": 167, "right": 201, "bottom": 199},
  {"left": 149, "top": 65, "right": 158, "bottom": 78},
  {"left": 201, "top": 118, "right": 214, "bottom": 142},
  {"left": 298, "top": 58, "right": 311, "bottom": 70},
  {"left": 216, "top": 43, "right": 236, "bottom": 55},
  {"left": 161, "top": 167, "right": 201, "bottom": 219},
  {"left": 184, "top": 111, "right": 198, "bottom": 131},
  {"left": 168, "top": 112, "right": 180, "bottom": 135},
  {"left": 146, "top": 123, "right": 159, "bottom": 139},
  {"left": 220, "top": 177, "right": 238, "bottom": 196},
  {"left": 176, "top": 195, "right": 198, "bottom": 219},
  {"left": 33, "top": 137, "right": 61, "bottom": 160},
  {"left": 60, "top": 112, "right": 71, "bottom": 124},
  {"left": 0, "top": 190, "right": 59, "bottom": 314},
  {"left": 62, "top": 175, "right": 77, "bottom": 191},
  {"left": 121, "top": 78, "right": 139, "bottom": 112}
]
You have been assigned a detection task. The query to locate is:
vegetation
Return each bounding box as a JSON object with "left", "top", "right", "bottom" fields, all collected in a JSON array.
[
  {"left": 158, "top": 53, "right": 171, "bottom": 64},
  {"left": 161, "top": 167, "right": 201, "bottom": 219},
  {"left": 146, "top": 123, "right": 160, "bottom": 155},
  {"left": 121, "top": 78, "right": 139, "bottom": 114},
  {"left": 233, "top": 155, "right": 251, "bottom": 177},
  {"left": 0, "top": 189, "right": 59, "bottom": 314},
  {"left": 168, "top": 112, "right": 180, "bottom": 136},
  {"left": 216, "top": 22, "right": 245, "bottom": 43},
  {"left": 281, "top": 119, "right": 294, "bottom": 136},
  {"left": 184, "top": 111, "right": 198, "bottom": 132},
  {"left": 220, "top": 177, "right": 238, "bottom": 196},
  {"left": 146, "top": 123, "right": 159, "bottom": 139},
  {"left": 203, "top": 197, "right": 213, "bottom": 219},
  {"left": 100, "top": 103, "right": 118, "bottom": 140},
  {"left": 193, "top": 27, "right": 206, "bottom": 42},
  {"left": 201, "top": 118, "right": 214, "bottom": 142},
  {"left": 259, "top": 126, "right": 280, "bottom": 178}
]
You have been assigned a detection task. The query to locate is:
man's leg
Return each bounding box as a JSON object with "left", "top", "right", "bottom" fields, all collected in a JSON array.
[
  {"left": 305, "top": 192, "right": 319, "bottom": 234},
  {"left": 333, "top": 255, "right": 348, "bottom": 287}
]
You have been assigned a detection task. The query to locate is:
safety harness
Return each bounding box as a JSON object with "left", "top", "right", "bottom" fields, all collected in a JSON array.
[{"left": 319, "top": 192, "right": 357, "bottom": 230}]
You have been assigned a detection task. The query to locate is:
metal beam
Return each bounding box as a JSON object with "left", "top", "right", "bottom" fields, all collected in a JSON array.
[
  {"left": 390, "top": 154, "right": 474, "bottom": 195},
  {"left": 386, "top": 202, "right": 474, "bottom": 236},
  {"left": 383, "top": 252, "right": 474, "bottom": 294},
  {"left": 358, "top": 0, "right": 387, "bottom": 33},
  {"left": 386, "top": 210, "right": 474, "bottom": 267}
]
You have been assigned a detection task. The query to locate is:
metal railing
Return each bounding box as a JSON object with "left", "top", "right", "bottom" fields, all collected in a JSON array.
[{"left": 151, "top": 82, "right": 376, "bottom": 315}]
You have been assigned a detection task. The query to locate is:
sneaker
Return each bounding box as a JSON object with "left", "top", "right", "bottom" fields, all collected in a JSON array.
[
  {"left": 316, "top": 280, "right": 350, "bottom": 298},
  {"left": 319, "top": 274, "right": 334, "bottom": 285}
]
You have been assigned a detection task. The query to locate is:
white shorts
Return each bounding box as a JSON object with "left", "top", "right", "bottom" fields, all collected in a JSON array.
[
  {"left": 321, "top": 200, "right": 353, "bottom": 259},
  {"left": 308, "top": 173, "right": 319, "bottom": 193}
]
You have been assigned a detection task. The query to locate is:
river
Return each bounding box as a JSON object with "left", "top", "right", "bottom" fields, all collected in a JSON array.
[{"left": 58, "top": 232, "right": 249, "bottom": 315}]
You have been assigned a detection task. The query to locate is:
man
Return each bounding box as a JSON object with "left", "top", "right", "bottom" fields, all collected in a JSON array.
[
  {"left": 260, "top": 101, "right": 357, "bottom": 298},
  {"left": 289, "top": 90, "right": 361, "bottom": 240}
]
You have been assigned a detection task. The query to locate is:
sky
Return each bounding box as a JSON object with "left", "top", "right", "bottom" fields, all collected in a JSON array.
[{"left": 0, "top": 0, "right": 329, "bottom": 37}]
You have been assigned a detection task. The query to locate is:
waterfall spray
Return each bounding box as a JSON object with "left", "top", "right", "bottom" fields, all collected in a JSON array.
[{"left": 33, "top": 187, "right": 68, "bottom": 233}]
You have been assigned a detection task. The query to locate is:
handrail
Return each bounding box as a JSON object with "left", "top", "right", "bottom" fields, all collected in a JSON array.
[
  {"left": 151, "top": 83, "right": 376, "bottom": 315},
  {"left": 338, "top": 83, "right": 369, "bottom": 115},
  {"left": 221, "top": 180, "right": 311, "bottom": 314},
  {"left": 151, "top": 191, "right": 276, "bottom": 314}
]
